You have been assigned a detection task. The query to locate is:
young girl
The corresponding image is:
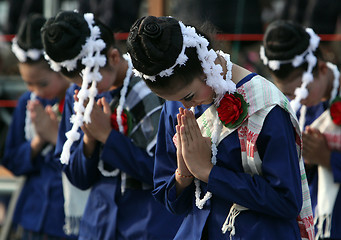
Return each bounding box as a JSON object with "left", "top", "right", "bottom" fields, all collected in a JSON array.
[
  {"left": 41, "top": 11, "right": 183, "bottom": 240},
  {"left": 2, "top": 14, "right": 75, "bottom": 239},
  {"left": 127, "top": 16, "right": 314, "bottom": 239},
  {"left": 261, "top": 20, "right": 341, "bottom": 239}
]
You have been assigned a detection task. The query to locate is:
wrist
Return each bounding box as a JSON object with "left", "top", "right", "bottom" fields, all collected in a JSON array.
[
  {"left": 99, "top": 129, "right": 111, "bottom": 144},
  {"left": 175, "top": 169, "right": 193, "bottom": 196},
  {"left": 175, "top": 168, "right": 193, "bottom": 178}
]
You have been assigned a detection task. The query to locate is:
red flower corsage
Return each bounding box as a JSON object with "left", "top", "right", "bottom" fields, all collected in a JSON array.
[
  {"left": 217, "top": 92, "right": 248, "bottom": 128},
  {"left": 330, "top": 96, "right": 341, "bottom": 126},
  {"left": 110, "top": 109, "right": 132, "bottom": 135}
]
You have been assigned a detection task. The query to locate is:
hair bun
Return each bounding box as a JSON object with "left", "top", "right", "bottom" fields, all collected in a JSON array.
[
  {"left": 127, "top": 16, "right": 183, "bottom": 76},
  {"left": 263, "top": 20, "right": 310, "bottom": 61},
  {"left": 16, "top": 14, "right": 46, "bottom": 51},
  {"left": 142, "top": 19, "right": 162, "bottom": 38},
  {"left": 41, "top": 11, "right": 90, "bottom": 62}
]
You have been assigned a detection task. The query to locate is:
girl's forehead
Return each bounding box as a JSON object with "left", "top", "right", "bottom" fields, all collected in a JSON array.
[{"left": 154, "top": 77, "right": 204, "bottom": 101}]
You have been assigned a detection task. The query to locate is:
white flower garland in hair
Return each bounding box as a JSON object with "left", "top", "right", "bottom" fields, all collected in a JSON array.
[
  {"left": 11, "top": 37, "right": 44, "bottom": 62},
  {"left": 97, "top": 54, "right": 133, "bottom": 177},
  {"left": 47, "top": 13, "right": 107, "bottom": 164},
  {"left": 194, "top": 51, "right": 232, "bottom": 209},
  {"left": 260, "top": 28, "right": 320, "bottom": 113},
  {"left": 326, "top": 62, "right": 340, "bottom": 103},
  {"left": 133, "top": 18, "right": 236, "bottom": 104}
]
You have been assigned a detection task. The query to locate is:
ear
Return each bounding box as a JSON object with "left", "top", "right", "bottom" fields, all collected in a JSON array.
[{"left": 107, "top": 48, "right": 121, "bottom": 67}]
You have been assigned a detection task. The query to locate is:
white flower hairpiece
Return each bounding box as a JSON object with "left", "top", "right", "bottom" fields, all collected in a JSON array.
[
  {"left": 46, "top": 13, "right": 107, "bottom": 164},
  {"left": 11, "top": 37, "right": 44, "bottom": 62},
  {"left": 260, "top": 27, "right": 320, "bottom": 113},
  {"left": 133, "top": 19, "right": 236, "bottom": 104}
]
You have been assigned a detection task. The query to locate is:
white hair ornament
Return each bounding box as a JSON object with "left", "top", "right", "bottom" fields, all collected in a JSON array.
[
  {"left": 260, "top": 27, "right": 320, "bottom": 113},
  {"left": 11, "top": 37, "right": 44, "bottom": 62},
  {"left": 133, "top": 19, "right": 236, "bottom": 104},
  {"left": 45, "top": 13, "right": 107, "bottom": 164}
]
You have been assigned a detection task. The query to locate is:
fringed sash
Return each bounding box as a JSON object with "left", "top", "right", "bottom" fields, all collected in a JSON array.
[
  {"left": 197, "top": 75, "right": 314, "bottom": 239},
  {"left": 310, "top": 109, "right": 341, "bottom": 239}
]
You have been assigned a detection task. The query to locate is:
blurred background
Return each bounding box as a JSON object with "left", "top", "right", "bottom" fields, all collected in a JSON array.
[{"left": 0, "top": 0, "right": 340, "bottom": 238}]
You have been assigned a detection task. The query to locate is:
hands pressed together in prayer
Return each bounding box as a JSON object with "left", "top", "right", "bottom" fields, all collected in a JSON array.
[
  {"left": 74, "top": 90, "right": 112, "bottom": 157},
  {"left": 27, "top": 99, "right": 59, "bottom": 157},
  {"left": 303, "top": 126, "right": 331, "bottom": 169},
  {"left": 175, "top": 107, "right": 213, "bottom": 194}
]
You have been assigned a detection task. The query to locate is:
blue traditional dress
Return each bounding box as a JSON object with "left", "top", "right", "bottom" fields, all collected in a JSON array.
[
  {"left": 55, "top": 76, "right": 184, "bottom": 240},
  {"left": 153, "top": 73, "right": 314, "bottom": 239},
  {"left": 2, "top": 91, "right": 75, "bottom": 239}
]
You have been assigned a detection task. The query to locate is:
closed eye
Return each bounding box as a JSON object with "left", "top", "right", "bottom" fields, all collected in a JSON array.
[{"left": 184, "top": 94, "right": 194, "bottom": 101}]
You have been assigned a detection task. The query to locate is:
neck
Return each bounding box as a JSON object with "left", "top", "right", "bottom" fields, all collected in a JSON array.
[
  {"left": 231, "top": 64, "right": 252, "bottom": 85},
  {"left": 218, "top": 54, "right": 251, "bottom": 85},
  {"left": 57, "top": 77, "right": 71, "bottom": 99}
]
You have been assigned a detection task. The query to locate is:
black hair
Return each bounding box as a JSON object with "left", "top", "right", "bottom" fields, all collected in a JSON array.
[
  {"left": 263, "top": 20, "right": 323, "bottom": 79},
  {"left": 127, "top": 16, "right": 213, "bottom": 93},
  {"left": 41, "top": 11, "right": 116, "bottom": 78},
  {"left": 14, "top": 13, "right": 46, "bottom": 63}
]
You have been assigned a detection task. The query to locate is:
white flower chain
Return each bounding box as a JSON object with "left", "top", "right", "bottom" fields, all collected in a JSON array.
[
  {"left": 326, "top": 62, "right": 340, "bottom": 102},
  {"left": 194, "top": 51, "right": 232, "bottom": 209},
  {"left": 56, "top": 13, "right": 107, "bottom": 164},
  {"left": 12, "top": 37, "right": 44, "bottom": 62}
]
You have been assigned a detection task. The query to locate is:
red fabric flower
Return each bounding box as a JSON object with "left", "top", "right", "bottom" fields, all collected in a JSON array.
[
  {"left": 111, "top": 109, "right": 129, "bottom": 135},
  {"left": 58, "top": 97, "right": 65, "bottom": 114},
  {"left": 330, "top": 96, "right": 341, "bottom": 126},
  {"left": 217, "top": 92, "right": 248, "bottom": 128}
]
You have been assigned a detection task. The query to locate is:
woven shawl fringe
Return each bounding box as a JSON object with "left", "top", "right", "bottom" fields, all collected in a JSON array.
[
  {"left": 315, "top": 214, "right": 332, "bottom": 239},
  {"left": 62, "top": 173, "right": 90, "bottom": 236},
  {"left": 63, "top": 216, "right": 82, "bottom": 236},
  {"left": 222, "top": 203, "right": 248, "bottom": 239}
]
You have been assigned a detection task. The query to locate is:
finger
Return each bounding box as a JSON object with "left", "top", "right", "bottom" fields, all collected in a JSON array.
[
  {"left": 180, "top": 124, "right": 189, "bottom": 147},
  {"left": 182, "top": 114, "right": 193, "bottom": 142},
  {"left": 81, "top": 125, "right": 92, "bottom": 138},
  {"left": 186, "top": 109, "right": 202, "bottom": 138},
  {"left": 101, "top": 97, "right": 111, "bottom": 115},
  {"left": 304, "top": 125, "right": 311, "bottom": 134},
  {"left": 177, "top": 113, "right": 182, "bottom": 127},
  {"left": 74, "top": 90, "right": 79, "bottom": 102},
  {"left": 176, "top": 125, "right": 182, "bottom": 150},
  {"left": 45, "top": 106, "right": 57, "bottom": 121},
  {"left": 178, "top": 107, "right": 185, "bottom": 126},
  {"left": 97, "top": 98, "right": 102, "bottom": 106},
  {"left": 184, "top": 109, "right": 198, "bottom": 139},
  {"left": 179, "top": 107, "right": 184, "bottom": 115}
]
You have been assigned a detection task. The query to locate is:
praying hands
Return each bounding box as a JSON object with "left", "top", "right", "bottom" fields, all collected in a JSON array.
[
  {"left": 176, "top": 108, "right": 213, "bottom": 183},
  {"left": 27, "top": 99, "right": 59, "bottom": 145}
]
